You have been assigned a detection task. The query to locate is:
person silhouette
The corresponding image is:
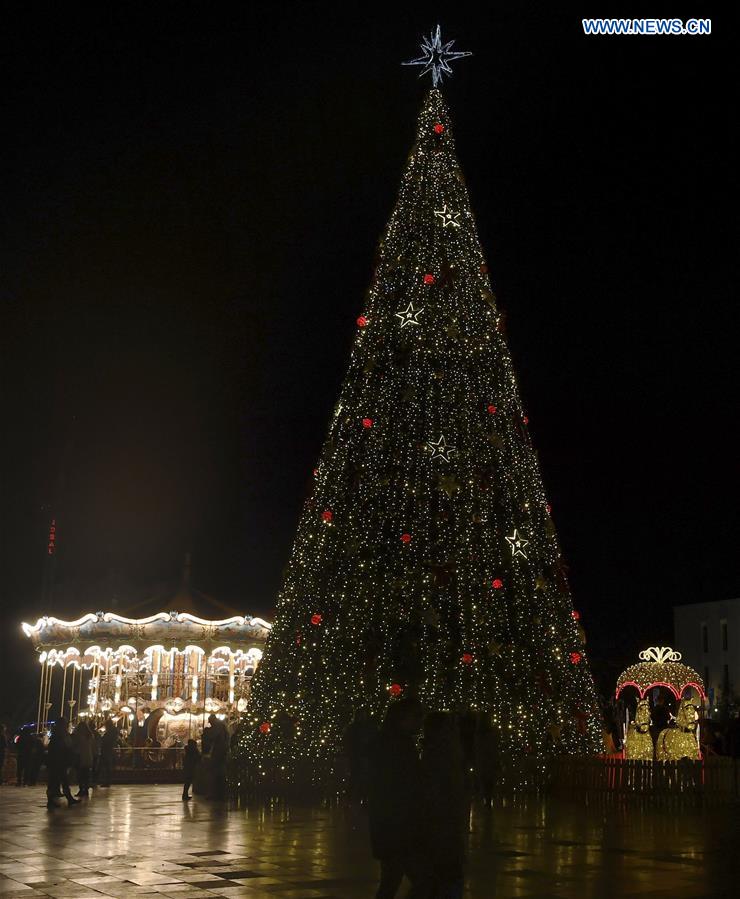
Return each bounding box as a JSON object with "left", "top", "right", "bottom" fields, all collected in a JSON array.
[
  {"left": 46, "top": 718, "right": 79, "bottom": 808},
  {"left": 182, "top": 739, "right": 201, "bottom": 801},
  {"left": 368, "top": 698, "right": 432, "bottom": 899}
]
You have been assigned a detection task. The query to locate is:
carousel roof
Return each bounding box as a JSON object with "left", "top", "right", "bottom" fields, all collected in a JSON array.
[
  {"left": 22, "top": 610, "right": 272, "bottom": 652},
  {"left": 22, "top": 557, "right": 272, "bottom": 653},
  {"left": 616, "top": 646, "right": 705, "bottom": 699}
]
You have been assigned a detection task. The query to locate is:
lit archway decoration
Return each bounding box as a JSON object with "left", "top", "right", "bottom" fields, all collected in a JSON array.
[{"left": 615, "top": 646, "right": 705, "bottom": 701}]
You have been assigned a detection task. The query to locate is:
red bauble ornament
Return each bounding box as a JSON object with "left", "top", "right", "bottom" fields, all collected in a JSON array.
[
  {"left": 311, "top": 613, "right": 322, "bottom": 626},
  {"left": 492, "top": 578, "right": 503, "bottom": 590},
  {"left": 259, "top": 722, "right": 271, "bottom": 734},
  {"left": 433, "top": 123, "right": 445, "bottom": 134},
  {"left": 362, "top": 418, "right": 373, "bottom": 429},
  {"left": 389, "top": 683, "right": 403, "bottom": 697},
  {"left": 423, "top": 273, "right": 435, "bottom": 285},
  {"left": 546, "top": 503, "right": 552, "bottom": 515},
  {"left": 571, "top": 610, "right": 581, "bottom": 621},
  {"left": 487, "top": 404, "right": 497, "bottom": 414},
  {"left": 461, "top": 653, "right": 474, "bottom": 665},
  {"left": 357, "top": 315, "right": 368, "bottom": 327},
  {"left": 569, "top": 651, "right": 582, "bottom": 665},
  {"left": 522, "top": 415, "right": 529, "bottom": 425},
  {"left": 321, "top": 509, "right": 333, "bottom": 522},
  {"left": 401, "top": 533, "right": 412, "bottom": 544},
  {"left": 480, "top": 263, "right": 489, "bottom": 274}
]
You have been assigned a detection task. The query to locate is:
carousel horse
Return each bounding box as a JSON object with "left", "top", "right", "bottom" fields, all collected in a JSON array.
[
  {"left": 624, "top": 699, "right": 654, "bottom": 760},
  {"left": 656, "top": 698, "right": 700, "bottom": 761}
]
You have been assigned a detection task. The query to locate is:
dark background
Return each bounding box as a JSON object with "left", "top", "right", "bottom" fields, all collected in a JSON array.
[{"left": 1, "top": 4, "right": 734, "bottom": 721}]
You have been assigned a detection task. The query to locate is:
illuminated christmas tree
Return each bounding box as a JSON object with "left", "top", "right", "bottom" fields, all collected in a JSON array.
[{"left": 236, "top": 32, "right": 601, "bottom": 787}]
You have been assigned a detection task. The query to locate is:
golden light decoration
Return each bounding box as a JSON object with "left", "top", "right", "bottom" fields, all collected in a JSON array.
[
  {"left": 235, "top": 86, "right": 603, "bottom": 789},
  {"left": 21, "top": 611, "right": 271, "bottom": 736},
  {"left": 616, "top": 646, "right": 705, "bottom": 701},
  {"left": 624, "top": 699, "right": 654, "bottom": 761},
  {"left": 655, "top": 699, "right": 700, "bottom": 761}
]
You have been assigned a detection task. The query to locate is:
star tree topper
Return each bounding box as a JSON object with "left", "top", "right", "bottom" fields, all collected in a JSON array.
[
  {"left": 403, "top": 25, "right": 472, "bottom": 87},
  {"left": 506, "top": 528, "right": 529, "bottom": 559}
]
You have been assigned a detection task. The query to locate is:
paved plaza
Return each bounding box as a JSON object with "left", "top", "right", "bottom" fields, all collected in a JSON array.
[{"left": 0, "top": 785, "right": 737, "bottom": 898}]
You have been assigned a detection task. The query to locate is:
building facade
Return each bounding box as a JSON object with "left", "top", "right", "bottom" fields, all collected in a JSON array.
[{"left": 674, "top": 598, "right": 740, "bottom": 714}]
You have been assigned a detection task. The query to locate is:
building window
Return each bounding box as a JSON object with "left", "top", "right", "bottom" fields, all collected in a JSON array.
[
  {"left": 721, "top": 619, "right": 728, "bottom": 651},
  {"left": 701, "top": 622, "right": 708, "bottom": 653},
  {"left": 723, "top": 664, "right": 730, "bottom": 690},
  {"left": 704, "top": 667, "right": 710, "bottom": 691}
]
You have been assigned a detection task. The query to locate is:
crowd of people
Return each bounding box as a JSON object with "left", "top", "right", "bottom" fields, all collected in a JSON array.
[
  {"left": 1, "top": 712, "right": 232, "bottom": 808},
  {"left": 4, "top": 699, "right": 738, "bottom": 898},
  {"left": 2, "top": 703, "right": 493, "bottom": 896},
  {"left": 42, "top": 717, "right": 133, "bottom": 807}
]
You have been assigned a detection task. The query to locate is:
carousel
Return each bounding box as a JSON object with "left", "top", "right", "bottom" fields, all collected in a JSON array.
[
  {"left": 22, "top": 607, "right": 271, "bottom": 744},
  {"left": 617, "top": 646, "right": 705, "bottom": 761}
]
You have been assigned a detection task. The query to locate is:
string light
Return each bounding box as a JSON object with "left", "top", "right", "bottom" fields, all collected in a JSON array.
[
  {"left": 23, "top": 613, "right": 269, "bottom": 728},
  {"left": 616, "top": 647, "right": 705, "bottom": 700},
  {"left": 624, "top": 699, "right": 653, "bottom": 760},
  {"left": 235, "top": 87, "right": 601, "bottom": 790}
]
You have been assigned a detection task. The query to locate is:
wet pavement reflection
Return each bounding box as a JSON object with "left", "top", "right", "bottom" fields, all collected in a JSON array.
[{"left": 0, "top": 785, "right": 736, "bottom": 897}]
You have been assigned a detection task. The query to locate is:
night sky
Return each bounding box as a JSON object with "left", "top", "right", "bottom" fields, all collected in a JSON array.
[{"left": 2, "top": 5, "right": 734, "bottom": 719}]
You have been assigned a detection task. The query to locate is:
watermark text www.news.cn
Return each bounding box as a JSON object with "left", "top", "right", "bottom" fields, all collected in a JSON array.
[{"left": 582, "top": 18, "right": 711, "bottom": 36}]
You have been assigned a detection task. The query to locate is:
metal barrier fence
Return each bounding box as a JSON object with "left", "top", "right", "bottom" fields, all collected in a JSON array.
[
  {"left": 549, "top": 755, "right": 739, "bottom": 805},
  {"left": 2, "top": 747, "right": 185, "bottom": 785},
  {"left": 107, "top": 747, "right": 185, "bottom": 782},
  {"left": 5, "top": 748, "right": 738, "bottom": 799},
  {"left": 233, "top": 753, "right": 739, "bottom": 804},
  {"left": 112, "top": 747, "right": 184, "bottom": 770}
]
